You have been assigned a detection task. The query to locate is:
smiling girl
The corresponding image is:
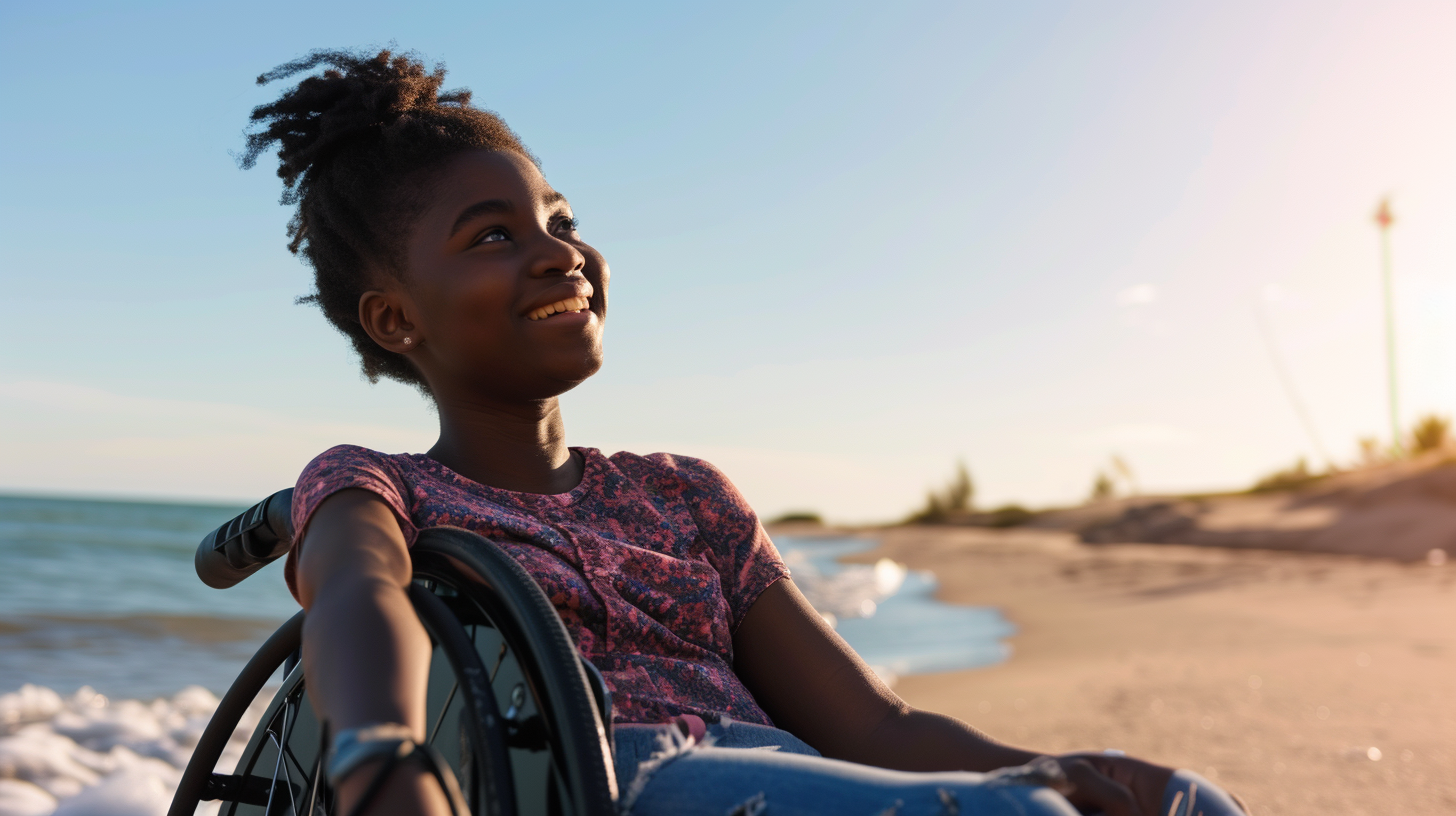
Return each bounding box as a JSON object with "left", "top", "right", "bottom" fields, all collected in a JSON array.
[{"left": 243, "top": 49, "right": 1239, "bottom": 816}]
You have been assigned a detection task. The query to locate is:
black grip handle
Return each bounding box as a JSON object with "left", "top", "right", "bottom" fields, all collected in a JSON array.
[{"left": 195, "top": 488, "right": 295, "bottom": 589}]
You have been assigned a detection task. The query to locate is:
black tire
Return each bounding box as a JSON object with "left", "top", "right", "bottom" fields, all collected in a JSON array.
[
  {"left": 168, "top": 612, "right": 306, "bottom": 816},
  {"left": 169, "top": 527, "right": 617, "bottom": 816},
  {"left": 409, "top": 528, "right": 617, "bottom": 816}
]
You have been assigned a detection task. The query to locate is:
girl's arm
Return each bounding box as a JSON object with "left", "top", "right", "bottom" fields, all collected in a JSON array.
[
  {"left": 733, "top": 578, "right": 1171, "bottom": 816},
  {"left": 294, "top": 488, "right": 450, "bottom": 816}
]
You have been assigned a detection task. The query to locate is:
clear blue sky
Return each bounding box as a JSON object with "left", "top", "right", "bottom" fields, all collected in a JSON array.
[{"left": 3, "top": 1, "right": 1453, "bottom": 521}]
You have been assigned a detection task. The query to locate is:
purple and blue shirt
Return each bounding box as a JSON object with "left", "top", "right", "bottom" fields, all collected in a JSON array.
[{"left": 286, "top": 445, "right": 789, "bottom": 727}]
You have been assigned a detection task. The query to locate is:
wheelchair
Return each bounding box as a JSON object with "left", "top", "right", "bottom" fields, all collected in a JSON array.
[{"left": 167, "top": 489, "right": 620, "bottom": 816}]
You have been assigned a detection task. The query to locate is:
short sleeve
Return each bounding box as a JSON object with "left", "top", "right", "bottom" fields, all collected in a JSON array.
[
  {"left": 650, "top": 454, "right": 790, "bottom": 631},
  {"left": 283, "top": 445, "right": 419, "bottom": 602}
]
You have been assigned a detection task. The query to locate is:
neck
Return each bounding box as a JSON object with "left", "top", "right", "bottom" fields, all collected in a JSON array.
[{"left": 427, "top": 394, "right": 582, "bottom": 494}]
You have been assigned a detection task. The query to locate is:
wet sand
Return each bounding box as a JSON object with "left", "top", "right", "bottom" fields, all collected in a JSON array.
[{"left": 840, "top": 526, "right": 1455, "bottom": 815}]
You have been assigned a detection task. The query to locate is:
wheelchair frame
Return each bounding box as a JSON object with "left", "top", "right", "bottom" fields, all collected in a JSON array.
[{"left": 169, "top": 493, "right": 620, "bottom": 816}]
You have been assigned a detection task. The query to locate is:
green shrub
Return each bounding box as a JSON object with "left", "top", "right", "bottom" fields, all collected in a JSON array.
[
  {"left": 1410, "top": 414, "right": 1451, "bottom": 455},
  {"left": 1250, "top": 458, "right": 1323, "bottom": 493},
  {"left": 985, "top": 504, "right": 1034, "bottom": 528},
  {"left": 906, "top": 461, "right": 974, "bottom": 524},
  {"left": 768, "top": 510, "right": 823, "bottom": 525}
]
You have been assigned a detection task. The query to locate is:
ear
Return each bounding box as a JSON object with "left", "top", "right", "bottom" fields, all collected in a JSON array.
[{"left": 358, "top": 288, "right": 421, "bottom": 353}]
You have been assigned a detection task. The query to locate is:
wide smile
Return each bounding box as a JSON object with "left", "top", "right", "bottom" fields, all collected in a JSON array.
[{"left": 526, "top": 296, "right": 591, "bottom": 321}]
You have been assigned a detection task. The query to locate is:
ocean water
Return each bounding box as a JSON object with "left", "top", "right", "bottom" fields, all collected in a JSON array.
[
  {"left": 779, "top": 536, "right": 1015, "bottom": 680},
  {"left": 0, "top": 495, "right": 1011, "bottom": 699},
  {"left": 0, "top": 494, "right": 1013, "bottom": 816},
  {"left": 0, "top": 495, "right": 297, "bottom": 700}
]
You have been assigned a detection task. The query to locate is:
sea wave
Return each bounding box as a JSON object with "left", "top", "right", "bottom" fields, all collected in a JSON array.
[
  {"left": 0, "top": 683, "right": 268, "bottom": 816},
  {"left": 0, "top": 616, "right": 284, "bottom": 648},
  {"left": 0, "top": 617, "right": 288, "bottom": 703}
]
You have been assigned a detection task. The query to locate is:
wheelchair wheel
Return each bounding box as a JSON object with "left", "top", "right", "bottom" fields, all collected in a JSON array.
[
  {"left": 409, "top": 529, "right": 617, "bottom": 816},
  {"left": 169, "top": 528, "right": 617, "bottom": 816}
]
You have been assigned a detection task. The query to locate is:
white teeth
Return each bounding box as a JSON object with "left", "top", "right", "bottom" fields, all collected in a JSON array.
[{"left": 528, "top": 297, "right": 590, "bottom": 320}]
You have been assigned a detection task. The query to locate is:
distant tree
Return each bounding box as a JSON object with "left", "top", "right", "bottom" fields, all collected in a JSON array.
[
  {"left": 1410, "top": 414, "right": 1451, "bottom": 455},
  {"left": 907, "top": 460, "right": 974, "bottom": 523},
  {"left": 1089, "top": 471, "right": 1116, "bottom": 502},
  {"left": 944, "top": 460, "right": 974, "bottom": 512}
]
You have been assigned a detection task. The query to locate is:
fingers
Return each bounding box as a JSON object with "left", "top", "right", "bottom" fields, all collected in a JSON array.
[
  {"left": 1061, "top": 758, "right": 1141, "bottom": 816},
  {"left": 1075, "top": 755, "right": 1173, "bottom": 816}
]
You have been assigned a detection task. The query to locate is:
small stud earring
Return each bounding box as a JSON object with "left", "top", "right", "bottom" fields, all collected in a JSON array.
[{"left": 402, "top": 337, "right": 413, "bottom": 345}]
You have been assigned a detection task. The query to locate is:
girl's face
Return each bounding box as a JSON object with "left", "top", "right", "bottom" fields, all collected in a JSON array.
[{"left": 372, "top": 149, "right": 609, "bottom": 403}]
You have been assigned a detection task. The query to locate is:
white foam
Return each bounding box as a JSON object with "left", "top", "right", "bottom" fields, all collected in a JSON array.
[
  {"left": 781, "top": 551, "right": 911, "bottom": 688},
  {"left": 783, "top": 551, "right": 907, "bottom": 622},
  {"left": 0, "top": 685, "right": 268, "bottom": 816}
]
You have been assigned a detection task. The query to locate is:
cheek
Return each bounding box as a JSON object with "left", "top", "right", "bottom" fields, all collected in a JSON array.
[
  {"left": 428, "top": 277, "right": 516, "bottom": 338},
  {"left": 590, "top": 261, "right": 610, "bottom": 310}
]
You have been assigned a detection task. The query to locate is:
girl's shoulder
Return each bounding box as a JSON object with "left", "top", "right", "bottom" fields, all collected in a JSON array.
[
  {"left": 603, "top": 450, "right": 737, "bottom": 495},
  {"left": 304, "top": 442, "right": 407, "bottom": 467},
  {"left": 292, "top": 444, "right": 438, "bottom": 519},
  {"left": 602, "top": 451, "right": 755, "bottom": 520},
  {"left": 296, "top": 444, "right": 427, "bottom": 490}
]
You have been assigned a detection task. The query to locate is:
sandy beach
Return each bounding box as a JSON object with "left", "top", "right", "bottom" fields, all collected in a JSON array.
[{"left": 815, "top": 523, "right": 1456, "bottom": 815}]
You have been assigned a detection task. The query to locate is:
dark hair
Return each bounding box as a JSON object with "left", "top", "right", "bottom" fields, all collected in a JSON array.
[{"left": 240, "top": 48, "right": 531, "bottom": 391}]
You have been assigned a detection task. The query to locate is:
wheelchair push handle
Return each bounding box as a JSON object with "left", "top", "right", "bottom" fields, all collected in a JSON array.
[{"left": 195, "top": 488, "right": 295, "bottom": 588}]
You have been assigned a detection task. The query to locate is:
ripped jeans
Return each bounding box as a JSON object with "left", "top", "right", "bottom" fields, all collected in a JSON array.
[{"left": 612, "top": 720, "right": 1082, "bottom": 816}]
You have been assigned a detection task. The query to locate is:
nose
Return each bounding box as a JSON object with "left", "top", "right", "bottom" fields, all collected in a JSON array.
[{"left": 528, "top": 229, "right": 587, "bottom": 278}]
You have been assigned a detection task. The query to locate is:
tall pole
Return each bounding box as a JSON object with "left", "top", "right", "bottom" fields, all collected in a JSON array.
[{"left": 1375, "top": 198, "right": 1402, "bottom": 457}]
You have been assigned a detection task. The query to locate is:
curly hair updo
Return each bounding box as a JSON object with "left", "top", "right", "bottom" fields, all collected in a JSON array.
[{"left": 241, "top": 48, "right": 532, "bottom": 391}]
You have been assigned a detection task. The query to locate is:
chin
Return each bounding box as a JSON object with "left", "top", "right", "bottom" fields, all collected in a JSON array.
[{"left": 540, "top": 352, "right": 604, "bottom": 395}]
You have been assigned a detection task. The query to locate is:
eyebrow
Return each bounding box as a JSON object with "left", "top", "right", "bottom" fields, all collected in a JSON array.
[
  {"left": 447, "top": 191, "right": 572, "bottom": 239},
  {"left": 449, "top": 199, "right": 514, "bottom": 237}
]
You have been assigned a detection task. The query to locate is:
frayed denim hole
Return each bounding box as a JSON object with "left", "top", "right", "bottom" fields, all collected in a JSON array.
[
  {"left": 617, "top": 726, "right": 717, "bottom": 815},
  {"left": 990, "top": 785, "right": 1039, "bottom": 816},
  {"left": 875, "top": 799, "right": 905, "bottom": 816},
  {"left": 725, "top": 791, "right": 766, "bottom": 816},
  {"left": 936, "top": 787, "right": 961, "bottom": 816},
  {"left": 982, "top": 756, "right": 1072, "bottom": 796}
]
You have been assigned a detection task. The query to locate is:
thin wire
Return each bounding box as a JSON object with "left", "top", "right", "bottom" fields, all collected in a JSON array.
[{"left": 1253, "top": 299, "right": 1334, "bottom": 471}]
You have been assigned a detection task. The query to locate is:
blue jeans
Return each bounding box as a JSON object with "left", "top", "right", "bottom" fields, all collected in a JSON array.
[{"left": 612, "top": 721, "right": 1082, "bottom": 816}]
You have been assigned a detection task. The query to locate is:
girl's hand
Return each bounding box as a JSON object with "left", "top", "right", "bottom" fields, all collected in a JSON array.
[{"left": 1055, "top": 753, "right": 1173, "bottom": 816}]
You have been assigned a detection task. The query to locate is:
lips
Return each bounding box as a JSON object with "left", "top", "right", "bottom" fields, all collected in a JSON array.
[
  {"left": 527, "top": 295, "right": 591, "bottom": 321},
  {"left": 523, "top": 280, "right": 595, "bottom": 321}
]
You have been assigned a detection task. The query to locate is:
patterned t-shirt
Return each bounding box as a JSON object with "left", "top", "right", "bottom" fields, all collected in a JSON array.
[{"left": 285, "top": 445, "right": 789, "bottom": 727}]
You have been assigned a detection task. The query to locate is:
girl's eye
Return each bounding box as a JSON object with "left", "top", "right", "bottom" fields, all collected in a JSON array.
[
  {"left": 556, "top": 217, "right": 580, "bottom": 235},
  {"left": 475, "top": 227, "right": 509, "bottom": 245}
]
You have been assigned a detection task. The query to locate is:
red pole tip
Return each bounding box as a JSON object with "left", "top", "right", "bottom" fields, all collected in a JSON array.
[{"left": 1374, "top": 198, "right": 1393, "bottom": 229}]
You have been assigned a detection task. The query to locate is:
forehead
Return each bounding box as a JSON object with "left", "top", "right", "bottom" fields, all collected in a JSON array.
[{"left": 421, "top": 149, "right": 562, "bottom": 218}]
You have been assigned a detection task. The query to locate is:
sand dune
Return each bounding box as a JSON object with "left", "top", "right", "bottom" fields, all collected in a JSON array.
[{"left": 1054, "top": 457, "right": 1456, "bottom": 562}]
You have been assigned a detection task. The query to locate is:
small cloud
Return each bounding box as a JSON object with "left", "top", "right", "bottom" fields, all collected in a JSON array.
[{"left": 1116, "top": 284, "right": 1157, "bottom": 307}]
